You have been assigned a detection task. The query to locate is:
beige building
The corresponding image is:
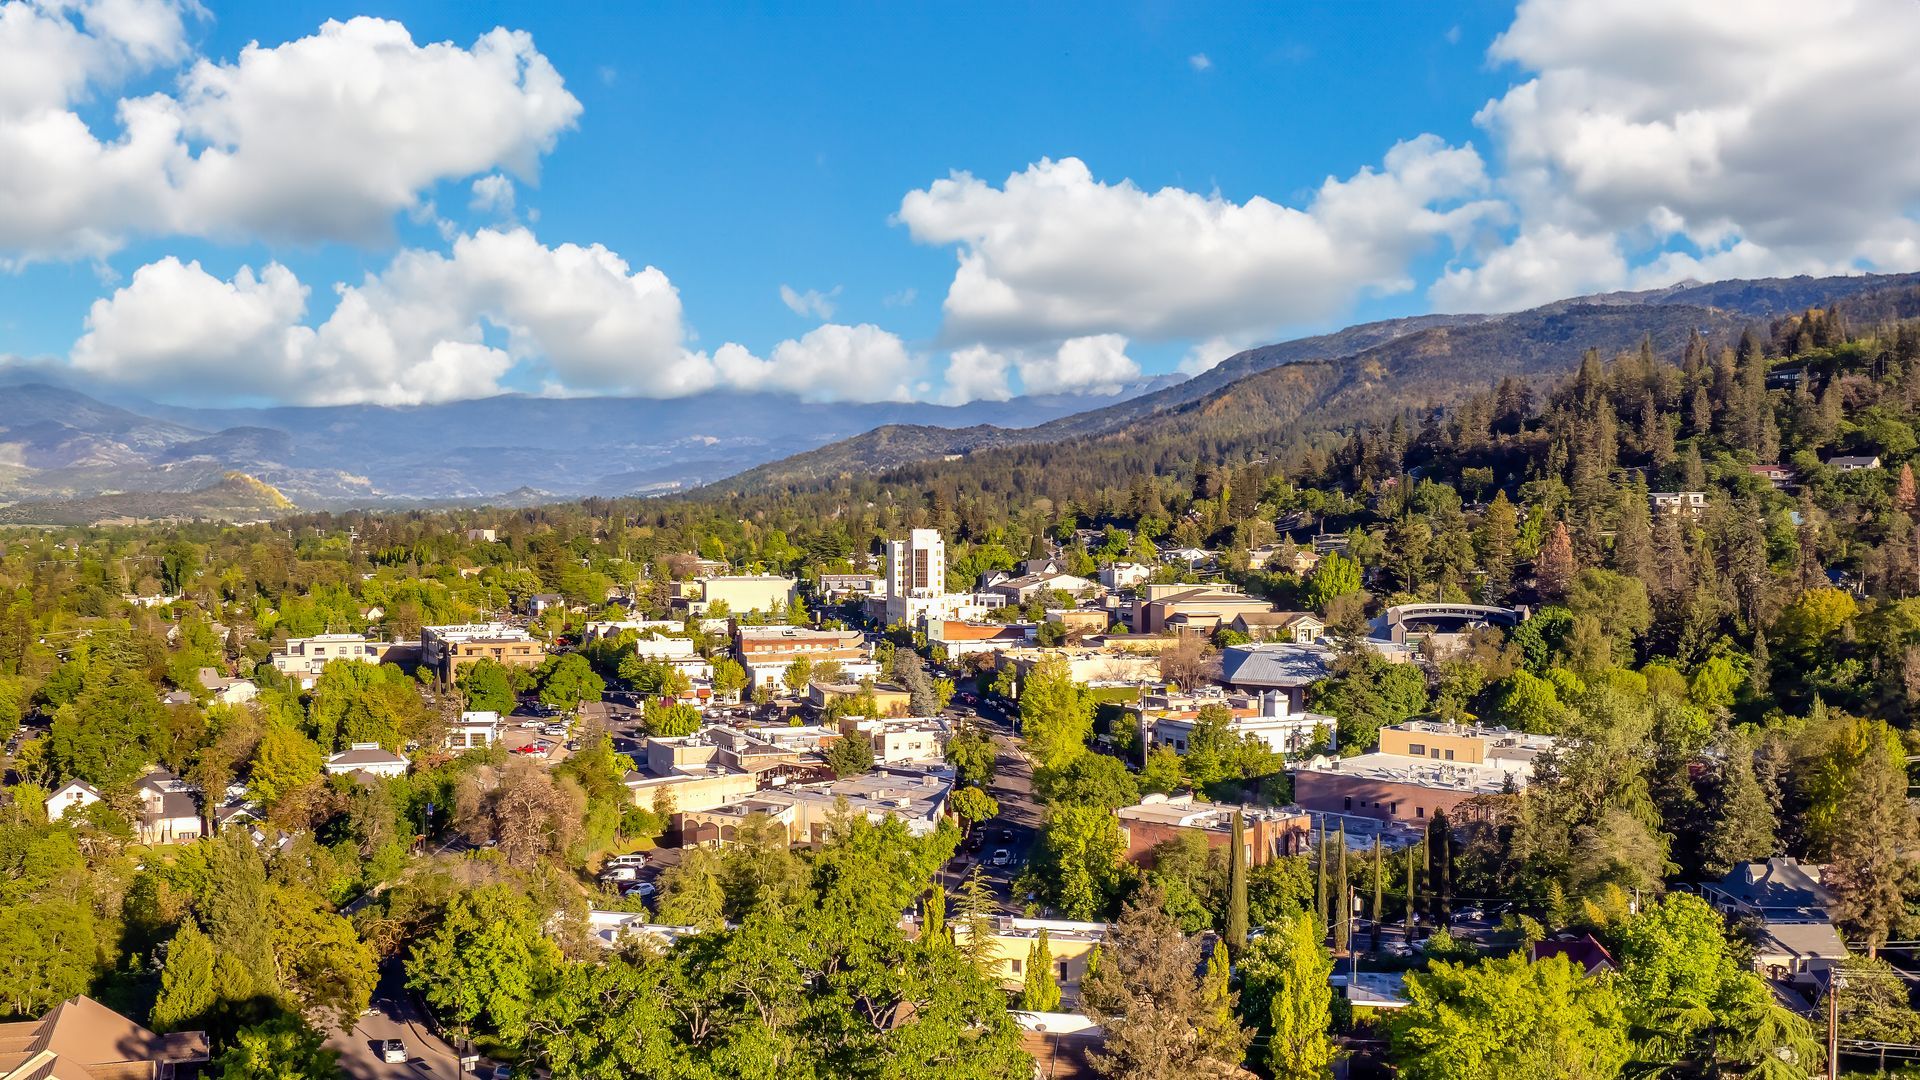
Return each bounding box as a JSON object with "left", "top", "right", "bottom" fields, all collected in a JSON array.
[
  {"left": 678, "top": 575, "right": 797, "bottom": 615},
  {"left": 993, "top": 647, "right": 1160, "bottom": 688},
  {"left": 421, "top": 623, "right": 544, "bottom": 682},
  {"left": 1291, "top": 720, "right": 1558, "bottom": 825},
  {"left": 1132, "top": 584, "right": 1276, "bottom": 635},
  {"left": 953, "top": 916, "right": 1108, "bottom": 1006}
]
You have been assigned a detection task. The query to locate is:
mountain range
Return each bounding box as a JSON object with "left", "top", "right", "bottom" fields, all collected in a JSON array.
[{"left": 4, "top": 269, "right": 1920, "bottom": 523}]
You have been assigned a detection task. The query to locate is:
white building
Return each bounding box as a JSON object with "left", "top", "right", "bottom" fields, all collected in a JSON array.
[
  {"left": 324, "top": 743, "right": 411, "bottom": 780},
  {"left": 884, "top": 529, "right": 947, "bottom": 623},
  {"left": 45, "top": 779, "right": 102, "bottom": 821},
  {"left": 847, "top": 716, "right": 952, "bottom": 766},
  {"left": 269, "top": 633, "right": 389, "bottom": 687},
  {"left": 1099, "top": 562, "right": 1154, "bottom": 590},
  {"left": 1139, "top": 690, "right": 1334, "bottom": 758},
  {"left": 446, "top": 711, "right": 505, "bottom": 750}
]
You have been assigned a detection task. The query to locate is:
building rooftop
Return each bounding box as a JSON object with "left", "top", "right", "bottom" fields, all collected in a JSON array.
[
  {"left": 1291, "top": 751, "right": 1531, "bottom": 794},
  {"left": 423, "top": 622, "right": 534, "bottom": 642},
  {"left": 1219, "top": 642, "right": 1336, "bottom": 687},
  {"left": 1115, "top": 793, "right": 1307, "bottom": 830}
]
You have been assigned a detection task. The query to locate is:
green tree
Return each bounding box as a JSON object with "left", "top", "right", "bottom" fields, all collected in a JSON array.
[
  {"left": 647, "top": 699, "right": 702, "bottom": 738},
  {"left": 784, "top": 655, "right": 815, "bottom": 695},
  {"left": 1018, "top": 929, "right": 1062, "bottom": 1012},
  {"left": 1243, "top": 912, "right": 1336, "bottom": 1080},
  {"left": 824, "top": 730, "right": 877, "bottom": 777},
  {"left": 1018, "top": 656, "right": 1093, "bottom": 773},
  {"left": 1807, "top": 717, "right": 1919, "bottom": 953},
  {"left": 456, "top": 658, "right": 517, "bottom": 715},
  {"left": 213, "top": 1015, "right": 337, "bottom": 1080},
  {"left": 1304, "top": 552, "right": 1362, "bottom": 612},
  {"left": 537, "top": 652, "right": 605, "bottom": 712},
  {"left": 151, "top": 921, "right": 217, "bottom": 1033},
  {"left": 1036, "top": 752, "right": 1139, "bottom": 811},
  {"left": 407, "top": 884, "right": 562, "bottom": 1044},
  {"left": 248, "top": 720, "right": 323, "bottom": 806},
  {"left": 1024, "top": 805, "right": 1126, "bottom": 920},
  {"left": 1226, "top": 811, "right": 1248, "bottom": 956},
  {"left": 709, "top": 658, "right": 748, "bottom": 700},
  {"left": 1139, "top": 745, "right": 1183, "bottom": 795},
  {"left": 945, "top": 723, "right": 999, "bottom": 787},
  {"left": 950, "top": 785, "right": 1000, "bottom": 834},
  {"left": 1083, "top": 885, "right": 1251, "bottom": 1075},
  {"left": 1389, "top": 953, "right": 1629, "bottom": 1080}
]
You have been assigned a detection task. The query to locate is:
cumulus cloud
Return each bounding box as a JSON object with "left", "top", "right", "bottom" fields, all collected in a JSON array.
[
  {"left": 936, "top": 335, "right": 1141, "bottom": 403},
  {"left": 779, "top": 284, "right": 840, "bottom": 320},
  {"left": 0, "top": 6, "right": 581, "bottom": 262},
  {"left": 70, "top": 228, "right": 916, "bottom": 406},
  {"left": 898, "top": 140, "right": 1498, "bottom": 346},
  {"left": 470, "top": 174, "right": 516, "bottom": 216},
  {"left": 940, "top": 346, "right": 1014, "bottom": 404},
  {"left": 1188, "top": 53, "right": 1212, "bottom": 71},
  {"left": 1440, "top": 0, "right": 1920, "bottom": 309},
  {"left": 1178, "top": 334, "right": 1259, "bottom": 376}
]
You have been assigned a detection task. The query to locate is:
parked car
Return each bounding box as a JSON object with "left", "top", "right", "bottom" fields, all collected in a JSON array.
[
  {"left": 989, "top": 849, "right": 1011, "bottom": 867},
  {"left": 520, "top": 717, "right": 544, "bottom": 728},
  {"left": 381, "top": 1039, "right": 408, "bottom": 1064},
  {"left": 511, "top": 743, "right": 546, "bottom": 755},
  {"left": 600, "top": 866, "right": 638, "bottom": 883},
  {"left": 623, "top": 881, "right": 657, "bottom": 899},
  {"left": 605, "top": 854, "right": 649, "bottom": 868}
]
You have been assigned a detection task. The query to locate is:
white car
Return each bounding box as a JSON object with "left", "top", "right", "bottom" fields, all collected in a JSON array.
[
  {"left": 381, "top": 1039, "right": 407, "bottom": 1063},
  {"left": 600, "top": 866, "right": 639, "bottom": 883},
  {"left": 623, "top": 881, "right": 657, "bottom": 899},
  {"left": 605, "top": 854, "right": 649, "bottom": 869},
  {"left": 989, "top": 849, "right": 1011, "bottom": 867}
]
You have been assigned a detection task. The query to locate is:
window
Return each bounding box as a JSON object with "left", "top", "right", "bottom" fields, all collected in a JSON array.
[
  {"left": 1408, "top": 743, "right": 1425, "bottom": 756},
  {"left": 1444, "top": 749, "right": 1455, "bottom": 761},
  {"left": 1416, "top": 806, "right": 1426, "bottom": 818},
  {"left": 1343, "top": 796, "right": 1353, "bottom": 810},
  {"left": 1010, "top": 959, "right": 1023, "bottom": 974},
  {"left": 1430, "top": 749, "right": 1441, "bottom": 759}
]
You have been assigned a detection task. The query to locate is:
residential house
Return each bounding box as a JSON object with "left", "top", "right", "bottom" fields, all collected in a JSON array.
[
  {"left": 987, "top": 571, "right": 1102, "bottom": 606},
  {"left": 1114, "top": 794, "right": 1311, "bottom": 867},
  {"left": 269, "top": 633, "right": 401, "bottom": 687},
  {"left": 134, "top": 770, "right": 202, "bottom": 845},
  {"left": 0, "top": 995, "right": 208, "bottom": 1080},
  {"left": 324, "top": 743, "right": 410, "bottom": 780},
  {"left": 1650, "top": 491, "right": 1709, "bottom": 514},
  {"left": 1531, "top": 933, "right": 1617, "bottom": 975},
  {"left": 953, "top": 916, "right": 1107, "bottom": 1008},
  {"left": 1228, "top": 611, "right": 1325, "bottom": 644},
  {"left": 1138, "top": 688, "right": 1334, "bottom": 758},
  {"left": 1247, "top": 545, "right": 1319, "bottom": 574},
  {"left": 1159, "top": 547, "right": 1216, "bottom": 568},
  {"left": 1289, "top": 720, "right": 1559, "bottom": 826},
  {"left": 1702, "top": 858, "right": 1847, "bottom": 982},
  {"left": 446, "top": 711, "right": 505, "bottom": 750},
  {"left": 465, "top": 528, "right": 498, "bottom": 542},
  {"left": 195, "top": 667, "right": 257, "bottom": 705},
  {"left": 1218, "top": 642, "right": 1336, "bottom": 712},
  {"left": 422, "top": 623, "right": 544, "bottom": 682},
  {"left": 1132, "top": 583, "right": 1274, "bottom": 635},
  {"left": 1828, "top": 455, "right": 1883, "bottom": 471},
  {"left": 1748, "top": 464, "right": 1796, "bottom": 490},
  {"left": 526, "top": 593, "right": 567, "bottom": 617},
  {"left": 1098, "top": 562, "right": 1154, "bottom": 590},
  {"left": 44, "top": 780, "right": 102, "bottom": 822}
]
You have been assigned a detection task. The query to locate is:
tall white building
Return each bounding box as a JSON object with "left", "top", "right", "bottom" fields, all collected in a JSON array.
[{"left": 886, "top": 528, "right": 946, "bottom": 600}]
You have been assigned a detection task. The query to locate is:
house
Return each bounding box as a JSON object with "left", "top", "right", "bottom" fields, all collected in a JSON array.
[
  {"left": 1138, "top": 689, "right": 1334, "bottom": 758},
  {"left": 1649, "top": 491, "right": 1709, "bottom": 515},
  {"left": 1828, "top": 455, "right": 1883, "bottom": 472},
  {"left": 1098, "top": 562, "right": 1154, "bottom": 590},
  {"left": 581, "top": 618, "right": 682, "bottom": 642},
  {"left": 1247, "top": 545, "right": 1319, "bottom": 574},
  {"left": 526, "top": 593, "right": 567, "bottom": 617},
  {"left": 44, "top": 780, "right": 102, "bottom": 822},
  {"left": 1218, "top": 642, "right": 1336, "bottom": 712},
  {"left": 1159, "top": 547, "right": 1216, "bottom": 568},
  {"left": 195, "top": 667, "right": 257, "bottom": 705},
  {"left": 953, "top": 916, "right": 1107, "bottom": 1007},
  {"left": 1748, "top": 464, "right": 1796, "bottom": 490},
  {"left": 324, "top": 743, "right": 410, "bottom": 780},
  {"left": 1016, "top": 1011, "right": 1106, "bottom": 1078},
  {"left": 446, "top": 711, "right": 505, "bottom": 750},
  {"left": 807, "top": 680, "right": 914, "bottom": 716},
  {"left": 845, "top": 715, "right": 950, "bottom": 765},
  {"left": 0, "top": 994, "right": 208, "bottom": 1080},
  {"left": 1752, "top": 922, "right": 1846, "bottom": 983},
  {"left": 1229, "top": 611, "right": 1325, "bottom": 644},
  {"left": 1531, "top": 932, "right": 1617, "bottom": 975},
  {"left": 1702, "top": 858, "right": 1837, "bottom": 923},
  {"left": 422, "top": 623, "right": 544, "bottom": 682},
  {"left": 1114, "top": 794, "right": 1311, "bottom": 867},
  {"left": 1132, "top": 584, "right": 1274, "bottom": 635},
  {"left": 1289, "top": 720, "right": 1559, "bottom": 826},
  {"left": 465, "top": 528, "right": 498, "bottom": 542},
  {"left": 134, "top": 771, "right": 202, "bottom": 845}
]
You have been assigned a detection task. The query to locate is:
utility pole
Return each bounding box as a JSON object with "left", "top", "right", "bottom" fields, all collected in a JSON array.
[{"left": 1827, "top": 971, "right": 1840, "bottom": 1080}]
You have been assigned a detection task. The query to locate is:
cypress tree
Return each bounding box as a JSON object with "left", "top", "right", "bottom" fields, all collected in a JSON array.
[
  {"left": 1226, "top": 810, "right": 1248, "bottom": 957},
  {"left": 151, "top": 921, "right": 216, "bottom": 1034},
  {"left": 1315, "top": 831, "right": 1330, "bottom": 936},
  {"left": 1019, "top": 929, "right": 1062, "bottom": 1012},
  {"left": 1371, "top": 835, "right": 1384, "bottom": 951},
  {"left": 1333, "top": 826, "right": 1350, "bottom": 955},
  {"left": 1405, "top": 842, "right": 1419, "bottom": 943},
  {"left": 924, "top": 884, "right": 947, "bottom": 943}
]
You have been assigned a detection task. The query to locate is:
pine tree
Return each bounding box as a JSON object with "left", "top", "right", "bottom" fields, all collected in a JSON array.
[
  {"left": 1019, "top": 929, "right": 1062, "bottom": 1012},
  {"left": 1480, "top": 492, "right": 1517, "bottom": 605},
  {"left": 956, "top": 867, "right": 1000, "bottom": 974},
  {"left": 151, "top": 921, "right": 216, "bottom": 1033},
  {"left": 1227, "top": 810, "right": 1249, "bottom": 957},
  {"left": 1535, "top": 520, "right": 1577, "bottom": 601}
]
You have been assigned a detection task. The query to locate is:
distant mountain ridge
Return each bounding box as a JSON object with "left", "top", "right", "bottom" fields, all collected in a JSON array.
[{"left": 710, "top": 270, "right": 1920, "bottom": 493}]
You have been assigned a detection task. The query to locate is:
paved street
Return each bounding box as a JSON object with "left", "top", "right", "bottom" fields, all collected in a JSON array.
[
  {"left": 938, "top": 695, "right": 1041, "bottom": 911},
  {"left": 328, "top": 958, "right": 481, "bottom": 1080}
]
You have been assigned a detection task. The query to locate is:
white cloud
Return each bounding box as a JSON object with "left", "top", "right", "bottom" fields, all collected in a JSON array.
[
  {"left": 712, "top": 323, "right": 917, "bottom": 403},
  {"left": 470, "top": 174, "right": 515, "bottom": 216},
  {"left": 940, "top": 345, "right": 1013, "bottom": 404},
  {"left": 1430, "top": 224, "right": 1626, "bottom": 312},
  {"left": 883, "top": 287, "right": 917, "bottom": 308},
  {"left": 1188, "top": 53, "right": 1212, "bottom": 71},
  {"left": 71, "top": 229, "right": 919, "bottom": 406},
  {"left": 0, "top": 9, "right": 581, "bottom": 262},
  {"left": 1178, "top": 334, "right": 1259, "bottom": 376},
  {"left": 1441, "top": 0, "right": 1920, "bottom": 309},
  {"left": 778, "top": 284, "right": 840, "bottom": 320},
  {"left": 898, "top": 140, "right": 1498, "bottom": 346}
]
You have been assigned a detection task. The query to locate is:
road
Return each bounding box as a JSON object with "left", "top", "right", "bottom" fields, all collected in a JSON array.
[
  {"left": 328, "top": 958, "right": 486, "bottom": 1080},
  {"left": 938, "top": 694, "right": 1041, "bottom": 912}
]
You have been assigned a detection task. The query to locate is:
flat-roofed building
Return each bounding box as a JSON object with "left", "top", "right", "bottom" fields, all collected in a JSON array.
[
  {"left": 1138, "top": 688, "right": 1334, "bottom": 758},
  {"left": 269, "top": 632, "right": 388, "bottom": 686},
  {"left": 1290, "top": 720, "right": 1558, "bottom": 825},
  {"left": 1132, "top": 583, "right": 1275, "bottom": 635},
  {"left": 1114, "top": 793, "right": 1310, "bottom": 867},
  {"left": 733, "top": 624, "right": 867, "bottom": 688},
  {"left": 927, "top": 620, "right": 1034, "bottom": 658},
  {"left": 422, "top": 622, "right": 544, "bottom": 682},
  {"left": 952, "top": 916, "right": 1108, "bottom": 1006}
]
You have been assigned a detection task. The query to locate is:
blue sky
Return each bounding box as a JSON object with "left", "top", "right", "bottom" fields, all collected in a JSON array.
[{"left": 5, "top": 0, "right": 1920, "bottom": 407}]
